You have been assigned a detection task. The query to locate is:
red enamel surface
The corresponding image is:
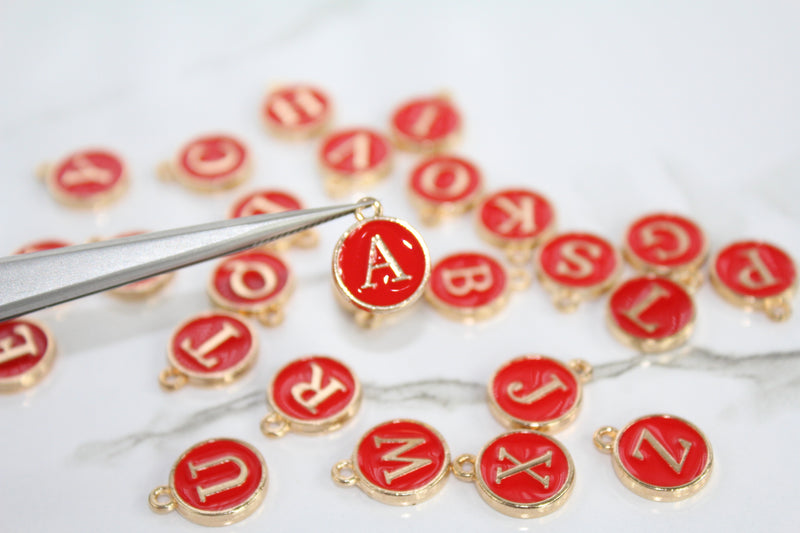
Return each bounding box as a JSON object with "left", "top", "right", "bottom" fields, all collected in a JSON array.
[
  {"left": 335, "top": 218, "right": 429, "bottom": 309},
  {"left": 478, "top": 189, "right": 555, "bottom": 241},
  {"left": 230, "top": 189, "right": 303, "bottom": 219},
  {"left": 52, "top": 150, "right": 125, "bottom": 198},
  {"left": 429, "top": 252, "right": 507, "bottom": 309},
  {"left": 319, "top": 128, "right": 391, "bottom": 176},
  {"left": 356, "top": 420, "right": 447, "bottom": 492},
  {"left": 479, "top": 432, "right": 571, "bottom": 505},
  {"left": 170, "top": 314, "right": 254, "bottom": 373},
  {"left": 538, "top": 232, "right": 618, "bottom": 288},
  {"left": 714, "top": 241, "right": 796, "bottom": 298},
  {"left": 15, "top": 239, "right": 71, "bottom": 255},
  {"left": 271, "top": 356, "right": 356, "bottom": 421},
  {"left": 0, "top": 320, "right": 50, "bottom": 379},
  {"left": 178, "top": 135, "right": 247, "bottom": 180},
  {"left": 391, "top": 96, "right": 461, "bottom": 144},
  {"left": 609, "top": 277, "right": 694, "bottom": 339},
  {"left": 490, "top": 356, "right": 579, "bottom": 426},
  {"left": 263, "top": 85, "right": 330, "bottom": 131},
  {"left": 617, "top": 415, "right": 710, "bottom": 489},
  {"left": 409, "top": 155, "right": 481, "bottom": 204},
  {"left": 173, "top": 439, "right": 264, "bottom": 512},
  {"left": 211, "top": 251, "right": 290, "bottom": 306},
  {"left": 626, "top": 213, "right": 706, "bottom": 268}
]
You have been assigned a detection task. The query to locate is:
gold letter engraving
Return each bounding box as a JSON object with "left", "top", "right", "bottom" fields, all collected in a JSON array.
[
  {"left": 441, "top": 263, "right": 493, "bottom": 297},
  {"left": 326, "top": 133, "right": 371, "bottom": 170},
  {"left": 620, "top": 283, "right": 670, "bottom": 333},
  {"left": 188, "top": 455, "right": 249, "bottom": 503},
  {"left": 61, "top": 155, "right": 113, "bottom": 186},
  {"left": 492, "top": 196, "right": 536, "bottom": 234},
  {"left": 554, "top": 240, "right": 602, "bottom": 279},
  {"left": 631, "top": 429, "right": 692, "bottom": 474},
  {"left": 374, "top": 437, "right": 432, "bottom": 484},
  {"left": 419, "top": 161, "right": 470, "bottom": 197},
  {"left": 507, "top": 374, "right": 567, "bottom": 405},
  {"left": 495, "top": 448, "right": 552, "bottom": 488},
  {"left": 186, "top": 140, "right": 239, "bottom": 175},
  {"left": 639, "top": 220, "right": 690, "bottom": 261},
  {"left": 0, "top": 325, "right": 38, "bottom": 365},
  {"left": 289, "top": 362, "right": 347, "bottom": 414},
  {"left": 410, "top": 104, "right": 438, "bottom": 137},
  {"left": 737, "top": 248, "right": 778, "bottom": 290},
  {"left": 228, "top": 260, "right": 278, "bottom": 300},
  {"left": 180, "top": 321, "right": 241, "bottom": 369},
  {"left": 271, "top": 89, "right": 324, "bottom": 126},
  {"left": 360, "top": 234, "right": 412, "bottom": 290}
]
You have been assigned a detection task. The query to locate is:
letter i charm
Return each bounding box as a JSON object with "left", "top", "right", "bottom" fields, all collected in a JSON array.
[
  {"left": 332, "top": 198, "right": 431, "bottom": 328},
  {"left": 593, "top": 414, "right": 712, "bottom": 501},
  {"left": 149, "top": 438, "right": 268, "bottom": 526}
]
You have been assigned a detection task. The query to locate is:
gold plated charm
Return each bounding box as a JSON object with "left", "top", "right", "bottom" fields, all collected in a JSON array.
[
  {"left": 149, "top": 437, "right": 268, "bottom": 526},
  {"left": 332, "top": 199, "right": 431, "bottom": 328},
  {"left": 453, "top": 430, "right": 575, "bottom": 518},
  {"left": 38, "top": 148, "right": 128, "bottom": 208},
  {"left": 261, "top": 355, "right": 361, "bottom": 438},
  {"left": 407, "top": 154, "right": 483, "bottom": 225},
  {"left": 607, "top": 276, "right": 695, "bottom": 353},
  {"left": 535, "top": 232, "right": 622, "bottom": 312},
  {"left": 390, "top": 94, "right": 461, "bottom": 153},
  {"left": 593, "top": 414, "right": 713, "bottom": 501},
  {"left": 710, "top": 240, "right": 797, "bottom": 321},
  {"left": 332, "top": 419, "right": 451, "bottom": 506},
  {"left": 207, "top": 250, "right": 293, "bottom": 326},
  {"left": 318, "top": 128, "right": 392, "bottom": 197},
  {"left": 623, "top": 213, "right": 708, "bottom": 292},
  {"left": 160, "top": 311, "right": 259, "bottom": 391},
  {"left": 261, "top": 84, "right": 332, "bottom": 139},
  {"left": 487, "top": 355, "right": 592, "bottom": 433},
  {"left": 159, "top": 133, "right": 251, "bottom": 192},
  {"left": 14, "top": 238, "right": 72, "bottom": 255},
  {"left": 229, "top": 189, "right": 318, "bottom": 249},
  {"left": 0, "top": 318, "right": 56, "bottom": 393}
]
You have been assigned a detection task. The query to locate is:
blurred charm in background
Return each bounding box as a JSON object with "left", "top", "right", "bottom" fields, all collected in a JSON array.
[
  {"left": 623, "top": 213, "right": 708, "bottom": 292},
  {"left": 606, "top": 276, "right": 695, "bottom": 353},
  {"left": 332, "top": 199, "right": 430, "bottom": 328},
  {"left": 160, "top": 311, "right": 259, "bottom": 391},
  {"left": 391, "top": 94, "right": 461, "bottom": 153},
  {"left": 407, "top": 154, "right": 484, "bottom": 225},
  {"left": 332, "top": 419, "right": 451, "bottom": 506},
  {"left": 593, "top": 414, "right": 712, "bottom": 501},
  {"left": 149, "top": 438, "right": 268, "bottom": 526},
  {"left": 535, "top": 231, "right": 621, "bottom": 312},
  {"left": 159, "top": 133, "right": 251, "bottom": 192},
  {"left": 710, "top": 240, "right": 797, "bottom": 322},
  {"left": 0, "top": 317, "right": 56, "bottom": 393},
  {"left": 37, "top": 148, "right": 128, "bottom": 208},
  {"left": 229, "top": 189, "right": 318, "bottom": 250},
  {"left": 14, "top": 238, "right": 72, "bottom": 255},
  {"left": 453, "top": 430, "right": 575, "bottom": 518},
  {"left": 261, "top": 355, "right": 361, "bottom": 438},
  {"left": 318, "top": 128, "right": 393, "bottom": 197},
  {"left": 262, "top": 84, "right": 332, "bottom": 139}
]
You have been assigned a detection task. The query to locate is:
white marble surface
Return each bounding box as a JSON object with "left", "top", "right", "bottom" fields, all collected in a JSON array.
[{"left": 2, "top": 1, "right": 800, "bottom": 531}]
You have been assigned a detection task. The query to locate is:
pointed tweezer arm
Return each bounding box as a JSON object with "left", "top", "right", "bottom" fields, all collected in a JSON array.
[{"left": 0, "top": 198, "right": 376, "bottom": 321}]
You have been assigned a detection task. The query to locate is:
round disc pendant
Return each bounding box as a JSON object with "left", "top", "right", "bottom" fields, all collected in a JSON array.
[
  {"left": 149, "top": 438, "right": 268, "bottom": 526},
  {"left": 261, "top": 355, "right": 361, "bottom": 437},
  {"left": 40, "top": 148, "right": 128, "bottom": 208},
  {"left": 160, "top": 134, "right": 251, "bottom": 192},
  {"left": 332, "top": 419, "right": 451, "bottom": 506},
  {"left": 476, "top": 188, "right": 557, "bottom": 265},
  {"left": 332, "top": 201, "right": 430, "bottom": 327},
  {"left": 624, "top": 213, "right": 708, "bottom": 291},
  {"left": 593, "top": 414, "right": 713, "bottom": 501},
  {"left": 160, "top": 311, "right": 259, "bottom": 391},
  {"left": 407, "top": 154, "right": 483, "bottom": 224},
  {"left": 108, "top": 231, "right": 175, "bottom": 299},
  {"left": 15, "top": 239, "right": 72, "bottom": 255},
  {"left": 710, "top": 240, "right": 797, "bottom": 322},
  {"left": 0, "top": 318, "right": 56, "bottom": 393},
  {"left": 487, "top": 355, "right": 592, "bottom": 432},
  {"left": 426, "top": 251, "right": 523, "bottom": 322},
  {"left": 390, "top": 94, "right": 461, "bottom": 152},
  {"left": 535, "top": 232, "right": 621, "bottom": 312},
  {"left": 262, "top": 84, "right": 332, "bottom": 139},
  {"left": 318, "top": 128, "right": 392, "bottom": 197},
  {"left": 207, "top": 250, "right": 293, "bottom": 327},
  {"left": 607, "top": 276, "right": 695, "bottom": 353},
  {"left": 453, "top": 430, "right": 575, "bottom": 518},
  {"left": 229, "top": 189, "right": 318, "bottom": 249}
]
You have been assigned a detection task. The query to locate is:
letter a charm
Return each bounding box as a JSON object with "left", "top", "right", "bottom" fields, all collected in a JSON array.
[
  {"left": 593, "top": 414, "right": 712, "bottom": 501},
  {"left": 149, "top": 438, "right": 268, "bottom": 526}
]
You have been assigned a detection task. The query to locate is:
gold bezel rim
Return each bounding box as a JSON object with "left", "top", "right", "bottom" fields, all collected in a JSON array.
[
  {"left": 317, "top": 128, "right": 394, "bottom": 191},
  {"left": 389, "top": 95, "right": 462, "bottom": 153},
  {"left": 206, "top": 253, "right": 295, "bottom": 315},
  {"left": 45, "top": 148, "right": 129, "bottom": 209},
  {"left": 169, "top": 133, "right": 252, "bottom": 192},
  {"left": 0, "top": 318, "right": 57, "bottom": 393},
  {"left": 474, "top": 191, "right": 558, "bottom": 253},
  {"left": 622, "top": 213, "right": 709, "bottom": 276},
  {"left": 261, "top": 85, "right": 333, "bottom": 140}
]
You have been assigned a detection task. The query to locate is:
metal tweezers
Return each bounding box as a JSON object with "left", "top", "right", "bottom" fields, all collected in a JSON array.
[{"left": 0, "top": 198, "right": 376, "bottom": 322}]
